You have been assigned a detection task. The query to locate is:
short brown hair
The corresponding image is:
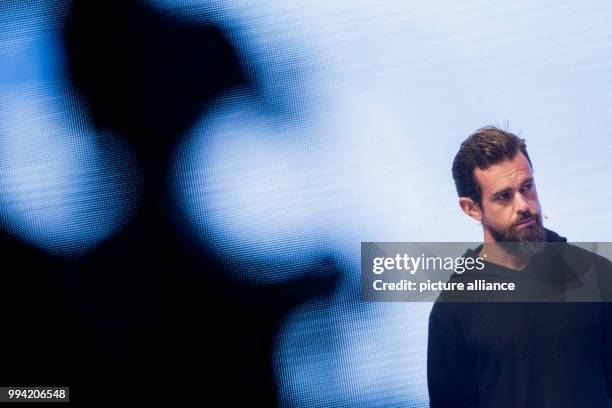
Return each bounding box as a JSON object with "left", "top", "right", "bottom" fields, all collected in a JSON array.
[{"left": 452, "top": 126, "right": 532, "bottom": 204}]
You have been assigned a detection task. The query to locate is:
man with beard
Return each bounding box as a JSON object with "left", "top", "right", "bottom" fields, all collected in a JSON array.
[{"left": 427, "top": 127, "right": 612, "bottom": 407}]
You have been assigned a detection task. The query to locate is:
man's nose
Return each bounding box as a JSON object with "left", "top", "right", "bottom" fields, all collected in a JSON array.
[{"left": 514, "top": 191, "right": 530, "bottom": 214}]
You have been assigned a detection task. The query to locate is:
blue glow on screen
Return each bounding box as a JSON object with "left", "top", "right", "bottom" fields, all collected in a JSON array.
[
  {"left": 274, "top": 291, "right": 432, "bottom": 407},
  {"left": 170, "top": 97, "right": 333, "bottom": 282},
  {"left": 164, "top": 1, "right": 612, "bottom": 406},
  {"left": 3, "top": 0, "right": 612, "bottom": 406},
  {"left": 0, "top": 83, "right": 142, "bottom": 256},
  {"left": 0, "top": 2, "right": 141, "bottom": 255}
]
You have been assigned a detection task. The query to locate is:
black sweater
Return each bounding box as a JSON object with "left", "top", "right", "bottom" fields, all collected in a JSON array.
[{"left": 427, "top": 230, "right": 612, "bottom": 407}]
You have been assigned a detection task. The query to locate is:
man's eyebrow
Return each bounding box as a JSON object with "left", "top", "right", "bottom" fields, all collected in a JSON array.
[
  {"left": 521, "top": 176, "right": 534, "bottom": 185},
  {"left": 491, "top": 177, "right": 535, "bottom": 198},
  {"left": 491, "top": 187, "right": 511, "bottom": 199}
]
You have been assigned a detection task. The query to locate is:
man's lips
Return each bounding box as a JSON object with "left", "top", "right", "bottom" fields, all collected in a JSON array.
[{"left": 515, "top": 217, "right": 536, "bottom": 228}]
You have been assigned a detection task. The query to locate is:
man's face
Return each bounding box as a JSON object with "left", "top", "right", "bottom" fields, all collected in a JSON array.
[{"left": 474, "top": 152, "right": 545, "bottom": 246}]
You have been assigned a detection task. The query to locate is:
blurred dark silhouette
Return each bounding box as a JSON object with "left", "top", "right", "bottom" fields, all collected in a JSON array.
[
  {"left": 60, "top": 0, "right": 278, "bottom": 406},
  {"left": 0, "top": 0, "right": 341, "bottom": 406},
  {"left": 64, "top": 0, "right": 244, "bottom": 163}
]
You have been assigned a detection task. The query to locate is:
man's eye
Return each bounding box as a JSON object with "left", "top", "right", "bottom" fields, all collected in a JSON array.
[
  {"left": 521, "top": 183, "right": 533, "bottom": 192},
  {"left": 496, "top": 193, "right": 509, "bottom": 201}
]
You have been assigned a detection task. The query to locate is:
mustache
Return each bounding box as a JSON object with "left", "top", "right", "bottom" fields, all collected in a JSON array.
[{"left": 513, "top": 211, "right": 540, "bottom": 227}]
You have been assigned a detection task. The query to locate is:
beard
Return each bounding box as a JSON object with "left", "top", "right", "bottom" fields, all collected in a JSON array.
[{"left": 485, "top": 210, "right": 546, "bottom": 258}]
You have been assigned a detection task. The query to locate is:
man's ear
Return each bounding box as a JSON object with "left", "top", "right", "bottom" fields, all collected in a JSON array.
[{"left": 459, "top": 197, "right": 482, "bottom": 222}]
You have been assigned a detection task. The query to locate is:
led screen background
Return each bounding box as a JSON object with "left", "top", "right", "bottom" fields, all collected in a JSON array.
[{"left": 1, "top": 0, "right": 612, "bottom": 406}]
